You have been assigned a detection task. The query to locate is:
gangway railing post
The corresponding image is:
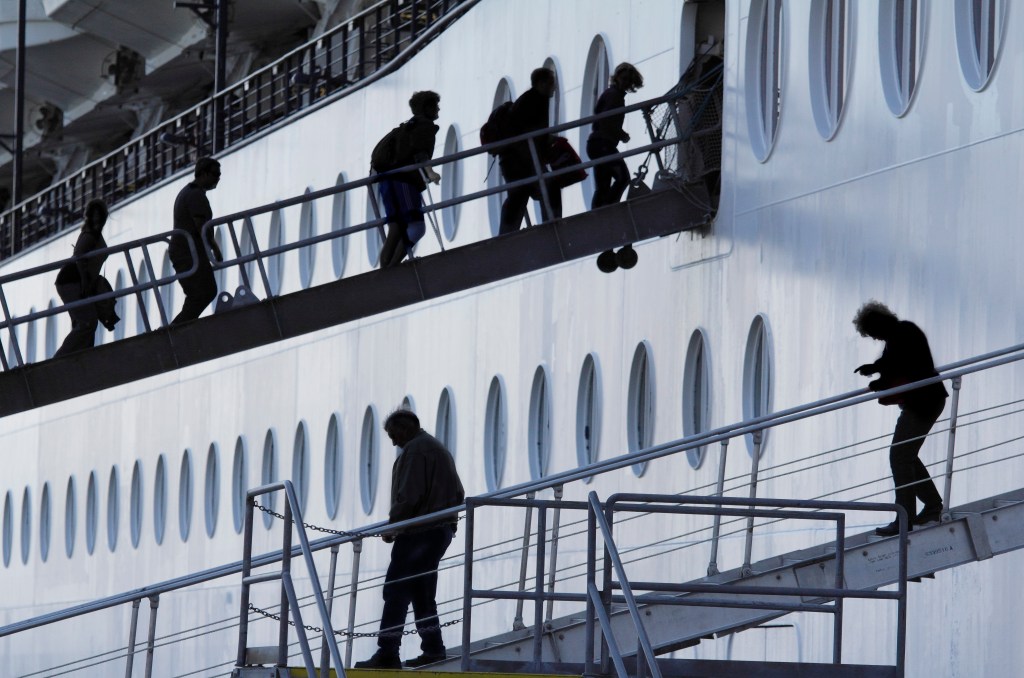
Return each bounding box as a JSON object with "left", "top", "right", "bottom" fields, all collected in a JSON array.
[
  {"left": 235, "top": 495, "right": 257, "bottom": 668},
  {"left": 143, "top": 594, "right": 159, "bottom": 678},
  {"left": 277, "top": 499, "right": 295, "bottom": 668},
  {"left": 344, "top": 538, "right": 363, "bottom": 668},
  {"left": 532, "top": 505, "right": 547, "bottom": 669},
  {"left": 512, "top": 491, "right": 535, "bottom": 631},
  {"left": 225, "top": 220, "right": 255, "bottom": 295},
  {"left": 461, "top": 502, "right": 475, "bottom": 672},
  {"left": 123, "top": 250, "right": 152, "bottom": 334},
  {"left": 243, "top": 217, "right": 275, "bottom": 299},
  {"left": 527, "top": 137, "right": 555, "bottom": 224},
  {"left": 584, "top": 498, "right": 597, "bottom": 677},
  {"left": 707, "top": 438, "right": 729, "bottom": 576},
  {"left": 140, "top": 245, "right": 169, "bottom": 327},
  {"left": 942, "top": 376, "right": 963, "bottom": 521},
  {"left": 642, "top": 109, "right": 667, "bottom": 174},
  {"left": 123, "top": 599, "right": 141, "bottom": 678},
  {"left": 544, "top": 485, "right": 563, "bottom": 627},
  {"left": 319, "top": 543, "right": 341, "bottom": 678},
  {"left": 832, "top": 516, "right": 845, "bottom": 665},
  {"left": 742, "top": 430, "right": 764, "bottom": 576},
  {"left": 365, "top": 180, "right": 388, "bottom": 260},
  {"left": 0, "top": 285, "right": 23, "bottom": 368}
]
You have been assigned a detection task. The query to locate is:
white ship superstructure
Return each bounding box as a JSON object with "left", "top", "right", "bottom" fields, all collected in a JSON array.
[{"left": 2, "top": 1, "right": 1024, "bottom": 676}]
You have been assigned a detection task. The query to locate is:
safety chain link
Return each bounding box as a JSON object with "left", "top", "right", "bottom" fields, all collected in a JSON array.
[
  {"left": 252, "top": 501, "right": 462, "bottom": 538},
  {"left": 247, "top": 603, "right": 462, "bottom": 637}
]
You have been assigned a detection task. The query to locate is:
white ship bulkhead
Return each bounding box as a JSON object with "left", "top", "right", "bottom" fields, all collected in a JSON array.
[{"left": 1, "top": 1, "right": 1023, "bottom": 675}]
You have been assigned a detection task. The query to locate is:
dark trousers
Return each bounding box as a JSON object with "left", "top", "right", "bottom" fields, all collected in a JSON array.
[
  {"left": 171, "top": 253, "right": 217, "bottom": 325},
  {"left": 498, "top": 182, "right": 562, "bottom": 235},
  {"left": 378, "top": 524, "right": 454, "bottom": 655},
  {"left": 54, "top": 282, "right": 98, "bottom": 357},
  {"left": 889, "top": 399, "right": 946, "bottom": 519},
  {"left": 379, "top": 179, "right": 426, "bottom": 268},
  {"left": 587, "top": 138, "right": 629, "bottom": 209}
]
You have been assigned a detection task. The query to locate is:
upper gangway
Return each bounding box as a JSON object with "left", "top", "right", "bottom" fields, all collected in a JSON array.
[
  {"left": 0, "top": 74, "right": 722, "bottom": 418},
  {"left": 3, "top": 339, "right": 1024, "bottom": 677}
]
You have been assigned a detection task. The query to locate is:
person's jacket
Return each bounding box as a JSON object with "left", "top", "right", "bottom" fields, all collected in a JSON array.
[
  {"left": 170, "top": 182, "right": 222, "bottom": 264},
  {"left": 866, "top": 320, "right": 949, "bottom": 409},
  {"left": 55, "top": 228, "right": 107, "bottom": 295},
  {"left": 388, "top": 115, "right": 439, "bottom": 191},
  {"left": 500, "top": 87, "right": 554, "bottom": 179},
  {"left": 589, "top": 85, "right": 629, "bottom": 146},
  {"left": 389, "top": 430, "right": 464, "bottom": 529}
]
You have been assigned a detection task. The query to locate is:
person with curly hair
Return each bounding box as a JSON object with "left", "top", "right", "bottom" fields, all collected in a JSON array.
[{"left": 854, "top": 301, "right": 948, "bottom": 536}]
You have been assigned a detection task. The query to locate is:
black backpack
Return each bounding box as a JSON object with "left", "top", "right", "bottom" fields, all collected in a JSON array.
[
  {"left": 480, "top": 101, "right": 515, "bottom": 155},
  {"left": 371, "top": 120, "right": 413, "bottom": 172}
]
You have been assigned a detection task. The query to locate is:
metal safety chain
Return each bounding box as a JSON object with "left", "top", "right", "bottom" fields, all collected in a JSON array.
[
  {"left": 252, "top": 501, "right": 462, "bottom": 538},
  {"left": 247, "top": 603, "right": 461, "bottom": 638}
]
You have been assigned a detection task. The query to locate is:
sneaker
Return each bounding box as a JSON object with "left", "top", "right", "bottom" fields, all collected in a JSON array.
[
  {"left": 874, "top": 520, "right": 911, "bottom": 537},
  {"left": 914, "top": 505, "right": 943, "bottom": 526},
  {"left": 404, "top": 652, "right": 447, "bottom": 668},
  {"left": 354, "top": 651, "right": 402, "bottom": 669}
]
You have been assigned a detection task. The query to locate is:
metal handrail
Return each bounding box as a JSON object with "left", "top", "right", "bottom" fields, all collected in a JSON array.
[
  {"left": 0, "top": 0, "right": 477, "bottom": 261},
  {"left": 3, "top": 340, "right": 1023, "bottom": 644},
  {"left": 0, "top": 230, "right": 197, "bottom": 369},
  {"left": 199, "top": 84, "right": 702, "bottom": 300},
  {"left": 235, "top": 480, "right": 345, "bottom": 677}
]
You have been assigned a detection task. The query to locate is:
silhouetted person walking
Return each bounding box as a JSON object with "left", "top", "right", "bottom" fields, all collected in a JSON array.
[
  {"left": 54, "top": 199, "right": 118, "bottom": 357},
  {"left": 356, "top": 409, "right": 464, "bottom": 670},
  {"left": 587, "top": 62, "right": 644, "bottom": 210},
  {"left": 854, "top": 301, "right": 948, "bottom": 536},
  {"left": 170, "top": 157, "right": 223, "bottom": 324},
  {"left": 372, "top": 91, "right": 441, "bottom": 268},
  {"left": 498, "top": 67, "right": 561, "bottom": 234}
]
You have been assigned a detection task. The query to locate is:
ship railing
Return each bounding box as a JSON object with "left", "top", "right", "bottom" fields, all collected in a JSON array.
[
  {"left": 0, "top": 230, "right": 197, "bottom": 369},
  {"left": 2, "top": 340, "right": 1024, "bottom": 676},
  {"left": 0, "top": 76, "right": 714, "bottom": 369},
  {"left": 198, "top": 79, "right": 713, "bottom": 305},
  {"left": 0, "top": 0, "right": 477, "bottom": 261},
  {"left": 461, "top": 492, "right": 909, "bottom": 677}
]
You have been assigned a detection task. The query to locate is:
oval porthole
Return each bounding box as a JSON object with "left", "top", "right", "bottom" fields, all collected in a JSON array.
[
  {"left": 324, "top": 415, "right": 343, "bottom": 520},
  {"left": 682, "top": 330, "right": 712, "bottom": 469},
  {"left": 742, "top": 315, "right": 774, "bottom": 455},
  {"left": 360, "top": 406, "right": 380, "bottom": 515},
  {"left": 627, "top": 342, "right": 656, "bottom": 476},
  {"left": 575, "top": 354, "right": 602, "bottom": 482},
  {"left": 484, "top": 376, "right": 508, "bottom": 492},
  {"left": 745, "top": 0, "right": 785, "bottom": 159}
]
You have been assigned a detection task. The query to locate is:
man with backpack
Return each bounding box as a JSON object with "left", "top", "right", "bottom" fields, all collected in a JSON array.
[
  {"left": 371, "top": 91, "right": 442, "bottom": 268},
  {"left": 495, "top": 67, "right": 561, "bottom": 235}
]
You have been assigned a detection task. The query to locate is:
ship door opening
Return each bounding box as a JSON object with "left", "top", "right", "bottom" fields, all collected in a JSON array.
[{"left": 679, "top": 0, "right": 724, "bottom": 216}]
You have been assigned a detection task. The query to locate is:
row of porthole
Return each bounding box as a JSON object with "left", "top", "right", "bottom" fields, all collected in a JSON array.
[
  {"left": 2, "top": 316, "right": 776, "bottom": 567},
  {"left": 748, "top": 0, "right": 1007, "bottom": 159}
]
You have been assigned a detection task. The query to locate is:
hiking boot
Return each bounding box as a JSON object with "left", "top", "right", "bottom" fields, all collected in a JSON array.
[
  {"left": 354, "top": 651, "right": 402, "bottom": 669},
  {"left": 404, "top": 652, "right": 447, "bottom": 668}
]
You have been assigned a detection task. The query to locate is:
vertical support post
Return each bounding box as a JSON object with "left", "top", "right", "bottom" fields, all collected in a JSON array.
[
  {"left": 532, "top": 506, "right": 547, "bottom": 670},
  {"left": 941, "top": 377, "right": 962, "bottom": 520},
  {"left": 365, "top": 180, "right": 388, "bottom": 262},
  {"left": 277, "top": 500, "right": 295, "bottom": 668},
  {"left": 707, "top": 438, "right": 730, "bottom": 576},
  {"left": 461, "top": 503, "right": 475, "bottom": 672},
  {"left": 512, "top": 491, "right": 535, "bottom": 630},
  {"left": 213, "top": 0, "right": 229, "bottom": 152},
  {"left": 742, "top": 431, "right": 764, "bottom": 576},
  {"left": 545, "top": 485, "right": 563, "bottom": 625},
  {"left": 124, "top": 250, "right": 152, "bottom": 334},
  {"left": 143, "top": 595, "right": 160, "bottom": 678},
  {"left": 243, "top": 217, "right": 275, "bottom": 299},
  {"left": 896, "top": 507, "right": 909, "bottom": 676},
  {"left": 584, "top": 496, "right": 597, "bottom": 677},
  {"left": 641, "top": 109, "right": 668, "bottom": 174},
  {"left": 124, "top": 599, "right": 142, "bottom": 678},
  {"left": 0, "top": 287, "right": 24, "bottom": 368},
  {"left": 141, "top": 245, "right": 169, "bottom": 327},
  {"left": 832, "top": 515, "right": 845, "bottom": 665},
  {"left": 319, "top": 544, "right": 341, "bottom": 678},
  {"left": 344, "top": 538, "right": 363, "bottom": 668},
  {"left": 526, "top": 137, "right": 554, "bottom": 223},
  {"left": 13, "top": 0, "right": 27, "bottom": 207},
  {"left": 235, "top": 497, "right": 256, "bottom": 668}
]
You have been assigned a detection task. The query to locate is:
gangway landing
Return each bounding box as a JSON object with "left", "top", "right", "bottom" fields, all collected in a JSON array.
[
  {"left": 445, "top": 488, "right": 1024, "bottom": 678},
  {"left": 0, "top": 187, "right": 704, "bottom": 418}
]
